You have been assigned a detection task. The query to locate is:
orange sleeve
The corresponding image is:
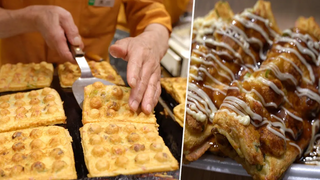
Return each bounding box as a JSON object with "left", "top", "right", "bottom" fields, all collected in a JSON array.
[
  {"left": 123, "top": 0, "right": 172, "bottom": 37},
  {"left": 163, "top": 0, "right": 190, "bottom": 25}
]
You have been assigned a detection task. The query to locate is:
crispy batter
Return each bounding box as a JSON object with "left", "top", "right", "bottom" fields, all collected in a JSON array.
[
  {"left": 0, "top": 126, "right": 76, "bottom": 180},
  {"left": 295, "top": 17, "right": 320, "bottom": 41},
  {"left": 58, "top": 61, "right": 125, "bottom": 88},
  {"left": 212, "top": 17, "right": 320, "bottom": 179},
  {"left": 82, "top": 82, "right": 156, "bottom": 124},
  {"left": 184, "top": 0, "right": 281, "bottom": 163},
  {"left": 0, "top": 88, "right": 66, "bottom": 133},
  {"left": 253, "top": 0, "right": 281, "bottom": 34},
  {"left": 80, "top": 122, "right": 179, "bottom": 177},
  {"left": 160, "top": 77, "right": 187, "bottom": 104},
  {"left": 0, "top": 62, "right": 53, "bottom": 93}
]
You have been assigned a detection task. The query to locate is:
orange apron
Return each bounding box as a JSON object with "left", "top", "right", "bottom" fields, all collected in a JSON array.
[
  {"left": 0, "top": 0, "right": 171, "bottom": 65},
  {"left": 117, "top": 0, "right": 190, "bottom": 32}
]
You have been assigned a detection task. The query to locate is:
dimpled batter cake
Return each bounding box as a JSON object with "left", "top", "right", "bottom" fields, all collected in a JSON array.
[
  {"left": 160, "top": 77, "right": 187, "bottom": 104},
  {"left": 0, "top": 62, "right": 53, "bottom": 93},
  {"left": 0, "top": 88, "right": 66, "bottom": 133},
  {"left": 58, "top": 61, "right": 125, "bottom": 88},
  {"left": 0, "top": 126, "right": 77, "bottom": 180},
  {"left": 80, "top": 122, "right": 179, "bottom": 177},
  {"left": 82, "top": 82, "right": 156, "bottom": 124},
  {"left": 171, "top": 80, "right": 187, "bottom": 104}
]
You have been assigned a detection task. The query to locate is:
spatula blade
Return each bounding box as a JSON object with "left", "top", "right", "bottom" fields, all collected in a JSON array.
[{"left": 72, "top": 77, "right": 114, "bottom": 109}]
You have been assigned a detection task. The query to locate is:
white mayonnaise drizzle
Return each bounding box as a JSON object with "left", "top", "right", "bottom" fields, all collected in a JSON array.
[
  {"left": 228, "top": 86, "right": 278, "bottom": 108},
  {"left": 304, "top": 119, "right": 320, "bottom": 156},
  {"left": 288, "top": 140, "right": 302, "bottom": 156},
  {"left": 252, "top": 76, "right": 292, "bottom": 106},
  {"left": 216, "top": 28, "right": 257, "bottom": 65},
  {"left": 274, "top": 45, "right": 315, "bottom": 83},
  {"left": 205, "top": 38, "right": 243, "bottom": 62},
  {"left": 218, "top": 109, "right": 251, "bottom": 125},
  {"left": 187, "top": 83, "right": 217, "bottom": 122},
  {"left": 282, "top": 29, "right": 319, "bottom": 55},
  {"left": 296, "top": 87, "right": 320, "bottom": 104},
  {"left": 203, "top": 84, "right": 227, "bottom": 96},
  {"left": 230, "top": 25, "right": 266, "bottom": 61},
  {"left": 281, "top": 106, "right": 303, "bottom": 122},
  {"left": 234, "top": 14, "right": 273, "bottom": 45},
  {"left": 259, "top": 62, "right": 298, "bottom": 86},
  {"left": 242, "top": 10, "right": 279, "bottom": 38},
  {"left": 276, "top": 36, "right": 318, "bottom": 65},
  {"left": 222, "top": 96, "right": 263, "bottom": 121},
  {"left": 193, "top": 49, "right": 236, "bottom": 81},
  {"left": 211, "top": 48, "right": 233, "bottom": 59},
  {"left": 270, "top": 114, "right": 296, "bottom": 139}
]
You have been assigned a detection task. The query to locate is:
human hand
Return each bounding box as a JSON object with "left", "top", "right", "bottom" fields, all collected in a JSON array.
[
  {"left": 109, "top": 24, "right": 169, "bottom": 114},
  {"left": 26, "top": 5, "right": 83, "bottom": 63}
]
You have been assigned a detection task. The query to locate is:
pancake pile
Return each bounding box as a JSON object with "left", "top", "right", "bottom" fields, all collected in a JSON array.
[
  {"left": 184, "top": 0, "right": 280, "bottom": 162},
  {"left": 184, "top": 0, "right": 320, "bottom": 179}
]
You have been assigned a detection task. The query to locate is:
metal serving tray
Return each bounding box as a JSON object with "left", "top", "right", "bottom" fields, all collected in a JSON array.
[{"left": 183, "top": 153, "right": 320, "bottom": 180}]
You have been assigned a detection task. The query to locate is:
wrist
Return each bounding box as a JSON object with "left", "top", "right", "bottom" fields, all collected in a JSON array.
[
  {"left": 0, "top": 6, "right": 37, "bottom": 38},
  {"left": 143, "top": 23, "right": 170, "bottom": 57},
  {"left": 19, "top": 6, "right": 39, "bottom": 32}
]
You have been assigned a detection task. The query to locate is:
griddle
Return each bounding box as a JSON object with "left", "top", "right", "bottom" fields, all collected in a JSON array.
[{"left": 0, "top": 71, "right": 183, "bottom": 180}]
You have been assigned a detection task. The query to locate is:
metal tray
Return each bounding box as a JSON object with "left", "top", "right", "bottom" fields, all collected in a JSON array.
[
  {"left": 183, "top": 153, "right": 320, "bottom": 180},
  {"left": 0, "top": 71, "right": 182, "bottom": 180}
]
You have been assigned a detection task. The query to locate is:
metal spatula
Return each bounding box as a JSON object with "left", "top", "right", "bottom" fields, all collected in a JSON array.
[{"left": 69, "top": 45, "right": 114, "bottom": 109}]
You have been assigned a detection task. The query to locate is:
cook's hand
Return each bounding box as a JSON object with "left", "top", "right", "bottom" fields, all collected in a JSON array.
[
  {"left": 109, "top": 24, "right": 169, "bottom": 114},
  {"left": 26, "top": 5, "right": 83, "bottom": 63},
  {"left": 0, "top": 5, "right": 83, "bottom": 63},
  {"left": 0, "top": 6, "right": 82, "bottom": 63}
]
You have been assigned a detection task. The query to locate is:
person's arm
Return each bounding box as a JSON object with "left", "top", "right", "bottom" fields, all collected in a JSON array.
[
  {"left": 109, "top": 1, "right": 171, "bottom": 114},
  {"left": 0, "top": 6, "right": 83, "bottom": 63}
]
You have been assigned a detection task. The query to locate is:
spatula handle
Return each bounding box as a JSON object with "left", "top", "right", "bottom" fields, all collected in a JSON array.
[
  {"left": 66, "top": 39, "right": 84, "bottom": 58},
  {"left": 67, "top": 39, "right": 94, "bottom": 78}
]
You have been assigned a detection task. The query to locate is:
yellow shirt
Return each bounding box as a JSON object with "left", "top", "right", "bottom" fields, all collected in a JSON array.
[
  {"left": 0, "top": 0, "right": 172, "bottom": 65},
  {"left": 117, "top": 0, "right": 190, "bottom": 32}
]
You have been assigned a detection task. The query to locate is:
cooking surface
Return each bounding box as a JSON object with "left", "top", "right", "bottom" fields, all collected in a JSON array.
[{"left": 0, "top": 70, "right": 182, "bottom": 179}]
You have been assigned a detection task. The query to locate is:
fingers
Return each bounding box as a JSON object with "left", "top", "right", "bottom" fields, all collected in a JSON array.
[
  {"left": 128, "top": 55, "right": 158, "bottom": 113},
  {"left": 59, "top": 8, "right": 83, "bottom": 48},
  {"left": 34, "top": 6, "right": 80, "bottom": 63},
  {"left": 110, "top": 38, "right": 138, "bottom": 88},
  {"left": 109, "top": 38, "right": 130, "bottom": 60},
  {"left": 140, "top": 67, "right": 161, "bottom": 114},
  {"left": 51, "top": 27, "right": 74, "bottom": 63}
]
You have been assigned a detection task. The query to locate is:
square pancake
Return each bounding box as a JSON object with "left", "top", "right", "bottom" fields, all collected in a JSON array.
[
  {"left": 0, "top": 88, "right": 66, "bottom": 133},
  {"left": 0, "top": 62, "right": 53, "bottom": 93},
  {"left": 0, "top": 126, "right": 77, "bottom": 179},
  {"left": 58, "top": 61, "right": 125, "bottom": 88},
  {"left": 80, "top": 122, "right": 179, "bottom": 177},
  {"left": 160, "top": 77, "right": 187, "bottom": 104},
  {"left": 82, "top": 82, "right": 156, "bottom": 125}
]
